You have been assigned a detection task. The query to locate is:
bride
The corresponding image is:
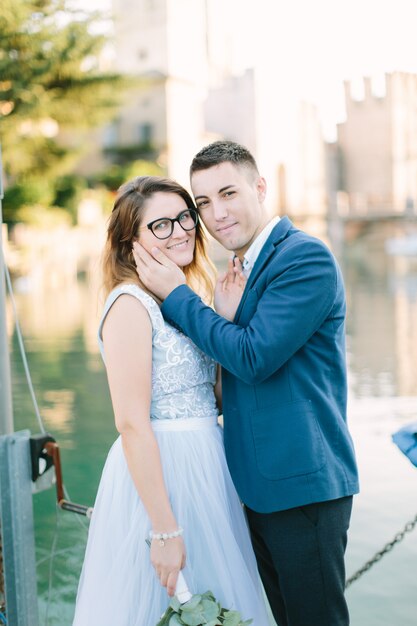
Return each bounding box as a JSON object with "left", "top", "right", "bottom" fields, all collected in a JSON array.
[{"left": 72, "top": 175, "right": 270, "bottom": 625}]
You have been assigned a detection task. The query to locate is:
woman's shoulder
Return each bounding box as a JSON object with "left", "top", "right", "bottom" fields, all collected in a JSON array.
[
  {"left": 99, "top": 283, "right": 161, "bottom": 345},
  {"left": 104, "top": 283, "right": 159, "bottom": 313}
]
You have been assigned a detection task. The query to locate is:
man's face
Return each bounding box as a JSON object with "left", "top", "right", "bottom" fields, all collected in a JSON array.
[{"left": 191, "top": 161, "right": 268, "bottom": 258}]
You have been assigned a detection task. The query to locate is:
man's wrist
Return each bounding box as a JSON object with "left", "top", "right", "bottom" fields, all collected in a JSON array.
[
  {"left": 160, "top": 281, "right": 185, "bottom": 301},
  {"left": 161, "top": 283, "right": 189, "bottom": 311}
]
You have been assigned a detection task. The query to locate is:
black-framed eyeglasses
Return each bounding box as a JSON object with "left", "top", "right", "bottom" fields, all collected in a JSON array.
[{"left": 145, "top": 208, "right": 199, "bottom": 240}]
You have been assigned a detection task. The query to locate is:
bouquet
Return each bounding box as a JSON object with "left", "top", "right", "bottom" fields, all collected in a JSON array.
[
  {"left": 146, "top": 540, "right": 252, "bottom": 626},
  {"left": 156, "top": 571, "right": 252, "bottom": 626},
  {"left": 156, "top": 589, "right": 253, "bottom": 626}
]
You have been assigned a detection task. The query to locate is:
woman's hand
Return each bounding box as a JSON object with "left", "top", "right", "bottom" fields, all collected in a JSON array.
[
  {"left": 214, "top": 257, "right": 246, "bottom": 321},
  {"left": 150, "top": 536, "right": 186, "bottom": 597}
]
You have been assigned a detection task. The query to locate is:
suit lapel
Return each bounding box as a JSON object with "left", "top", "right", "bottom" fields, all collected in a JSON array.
[{"left": 233, "top": 217, "right": 293, "bottom": 323}]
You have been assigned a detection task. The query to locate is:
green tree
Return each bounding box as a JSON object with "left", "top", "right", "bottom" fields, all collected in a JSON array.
[
  {"left": 0, "top": 0, "right": 126, "bottom": 222},
  {"left": 92, "top": 159, "right": 164, "bottom": 192}
]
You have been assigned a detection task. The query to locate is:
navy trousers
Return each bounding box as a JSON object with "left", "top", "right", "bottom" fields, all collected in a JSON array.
[{"left": 245, "top": 496, "right": 353, "bottom": 626}]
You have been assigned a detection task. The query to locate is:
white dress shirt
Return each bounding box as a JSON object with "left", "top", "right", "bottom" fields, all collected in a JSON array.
[{"left": 241, "top": 216, "right": 280, "bottom": 278}]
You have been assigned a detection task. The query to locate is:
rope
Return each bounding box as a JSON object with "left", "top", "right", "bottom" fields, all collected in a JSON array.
[
  {"left": 346, "top": 512, "right": 417, "bottom": 588},
  {"left": 4, "top": 263, "right": 45, "bottom": 434},
  {"left": 44, "top": 506, "right": 60, "bottom": 626},
  {"left": 36, "top": 544, "right": 80, "bottom": 568}
]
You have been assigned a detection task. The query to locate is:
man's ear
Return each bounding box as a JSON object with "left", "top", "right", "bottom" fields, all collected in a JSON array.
[{"left": 256, "top": 176, "right": 267, "bottom": 202}]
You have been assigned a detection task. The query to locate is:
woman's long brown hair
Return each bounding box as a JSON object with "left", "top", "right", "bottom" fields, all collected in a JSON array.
[{"left": 102, "top": 176, "right": 216, "bottom": 302}]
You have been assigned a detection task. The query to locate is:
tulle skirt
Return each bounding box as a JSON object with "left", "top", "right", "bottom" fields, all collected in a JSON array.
[{"left": 72, "top": 416, "right": 271, "bottom": 626}]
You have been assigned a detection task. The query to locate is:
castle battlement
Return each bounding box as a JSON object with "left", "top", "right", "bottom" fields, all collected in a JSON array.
[{"left": 338, "top": 71, "right": 417, "bottom": 214}]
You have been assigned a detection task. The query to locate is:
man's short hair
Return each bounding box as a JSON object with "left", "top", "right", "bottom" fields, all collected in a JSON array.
[{"left": 190, "top": 140, "right": 259, "bottom": 177}]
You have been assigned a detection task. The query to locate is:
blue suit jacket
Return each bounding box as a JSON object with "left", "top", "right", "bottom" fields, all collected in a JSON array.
[{"left": 161, "top": 217, "right": 359, "bottom": 513}]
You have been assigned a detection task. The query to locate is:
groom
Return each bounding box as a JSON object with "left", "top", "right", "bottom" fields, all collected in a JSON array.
[{"left": 134, "top": 140, "right": 359, "bottom": 626}]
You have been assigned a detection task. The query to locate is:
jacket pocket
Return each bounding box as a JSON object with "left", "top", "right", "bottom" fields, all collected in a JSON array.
[{"left": 251, "top": 399, "right": 325, "bottom": 480}]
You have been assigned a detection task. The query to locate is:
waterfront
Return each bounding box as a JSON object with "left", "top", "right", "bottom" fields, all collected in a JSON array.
[{"left": 8, "top": 226, "right": 417, "bottom": 625}]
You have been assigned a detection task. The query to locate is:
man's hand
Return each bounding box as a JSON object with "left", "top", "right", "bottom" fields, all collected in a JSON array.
[
  {"left": 214, "top": 258, "right": 246, "bottom": 321},
  {"left": 133, "top": 242, "right": 186, "bottom": 301}
]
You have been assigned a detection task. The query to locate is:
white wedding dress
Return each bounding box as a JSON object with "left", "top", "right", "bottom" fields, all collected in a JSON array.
[{"left": 72, "top": 284, "right": 270, "bottom": 626}]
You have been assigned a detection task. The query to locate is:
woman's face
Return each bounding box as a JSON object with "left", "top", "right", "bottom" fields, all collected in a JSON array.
[{"left": 137, "top": 192, "right": 196, "bottom": 268}]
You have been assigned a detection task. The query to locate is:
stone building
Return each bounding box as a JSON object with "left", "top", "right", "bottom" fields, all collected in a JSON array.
[
  {"left": 109, "top": 0, "right": 257, "bottom": 186},
  {"left": 78, "top": 0, "right": 328, "bottom": 220},
  {"left": 336, "top": 72, "right": 417, "bottom": 215},
  {"left": 110, "top": 0, "right": 210, "bottom": 184}
]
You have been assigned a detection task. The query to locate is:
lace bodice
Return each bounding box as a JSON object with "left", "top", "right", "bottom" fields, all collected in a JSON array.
[{"left": 98, "top": 284, "right": 218, "bottom": 420}]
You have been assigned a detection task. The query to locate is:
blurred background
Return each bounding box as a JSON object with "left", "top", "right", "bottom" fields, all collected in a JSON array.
[{"left": 1, "top": 0, "right": 417, "bottom": 624}]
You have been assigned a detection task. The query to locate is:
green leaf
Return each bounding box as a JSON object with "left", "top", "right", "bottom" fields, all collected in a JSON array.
[
  {"left": 180, "top": 595, "right": 202, "bottom": 612},
  {"left": 169, "top": 596, "right": 181, "bottom": 612},
  {"left": 169, "top": 615, "right": 183, "bottom": 626},
  {"left": 201, "top": 590, "right": 216, "bottom": 602},
  {"left": 201, "top": 597, "right": 221, "bottom": 621},
  {"left": 180, "top": 607, "right": 206, "bottom": 626},
  {"left": 222, "top": 611, "right": 243, "bottom": 626}
]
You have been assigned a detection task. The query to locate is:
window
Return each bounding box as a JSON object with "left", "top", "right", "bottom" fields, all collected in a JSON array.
[{"left": 138, "top": 123, "right": 153, "bottom": 144}]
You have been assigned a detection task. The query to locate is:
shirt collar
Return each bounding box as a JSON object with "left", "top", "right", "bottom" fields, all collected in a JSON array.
[{"left": 241, "top": 216, "right": 280, "bottom": 277}]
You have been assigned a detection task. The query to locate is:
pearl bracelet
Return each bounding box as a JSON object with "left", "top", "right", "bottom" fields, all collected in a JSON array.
[{"left": 149, "top": 527, "right": 184, "bottom": 547}]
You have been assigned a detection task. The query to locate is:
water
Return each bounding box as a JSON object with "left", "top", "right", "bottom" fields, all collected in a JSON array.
[
  {"left": 8, "top": 228, "right": 417, "bottom": 625},
  {"left": 341, "top": 234, "right": 417, "bottom": 625}
]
